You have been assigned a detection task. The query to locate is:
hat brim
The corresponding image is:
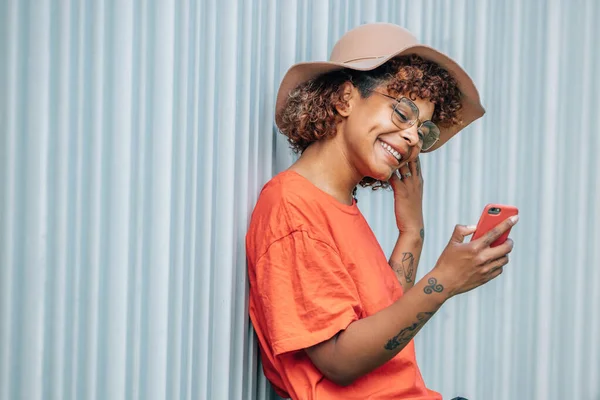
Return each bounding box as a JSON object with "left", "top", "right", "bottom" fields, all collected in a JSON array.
[{"left": 275, "top": 44, "right": 485, "bottom": 153}]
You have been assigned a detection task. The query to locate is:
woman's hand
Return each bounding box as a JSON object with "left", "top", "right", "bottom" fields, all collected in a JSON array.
[
  {"left": 389, "top": 157, "right": 424, "bottom": 235},
  {"left": 432, "top": 216, "right": 519, "bottom": 297}
]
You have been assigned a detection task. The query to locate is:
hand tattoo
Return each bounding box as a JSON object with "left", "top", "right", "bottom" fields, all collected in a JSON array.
[
  {"left": 423, "top": 277, "right": 444, "bottom": 294},
  {"left": 384, "top": 312, "right": 435, "bottom": 350}
]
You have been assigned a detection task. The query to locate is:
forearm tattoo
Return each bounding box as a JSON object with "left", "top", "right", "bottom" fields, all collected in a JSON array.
[
  {"left": 402, "top": 252, "right": 414, "bottom": 283},
  {"left": 390, "top": 261, "right": 402, "bottom": 280},
  {"left": 390, "top": 252, "right": 415, "bottom": 284},
  {"left": 420, "top": 228, "right": 424, "bottom": 240},
  {"left": 423, "top": 277, "right": 444, "bottom": 294},
  {"left": 384, "top": 311, "right": 435, "bottom": 351}
]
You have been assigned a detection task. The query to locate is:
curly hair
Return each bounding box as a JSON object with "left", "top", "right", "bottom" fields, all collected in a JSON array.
[{"left": 277, "top": 54, "right": 463, "bottom": 190}]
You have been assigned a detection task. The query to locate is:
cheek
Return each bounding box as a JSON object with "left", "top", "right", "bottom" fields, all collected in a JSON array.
[
  {"left": 347, "top": 107, "right": 388, "bottom": 139},
  {"left": 368, "top": 104, "right": 395, "bottom": 136}
]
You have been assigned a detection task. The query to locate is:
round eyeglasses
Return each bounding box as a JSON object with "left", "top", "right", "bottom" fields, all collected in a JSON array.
[{"left": 370, "top": 91, "right": 440, "bottom": 151}]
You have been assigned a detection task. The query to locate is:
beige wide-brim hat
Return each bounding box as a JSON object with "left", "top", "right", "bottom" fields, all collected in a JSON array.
[{"left": 274, "top": 23, "right": 485, "bottom": 152}]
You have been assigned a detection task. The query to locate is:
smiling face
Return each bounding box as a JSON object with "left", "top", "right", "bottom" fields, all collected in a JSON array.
[
  {"left": 336, "top": 83, "right": 435, "bottom": 182},
  {"left": 277, "top": 54, "right": 463, "bottom": 190}
]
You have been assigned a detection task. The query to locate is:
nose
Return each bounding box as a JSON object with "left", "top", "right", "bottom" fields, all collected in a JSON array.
[{"left": 400, "top": 124, "right": 421, "bottom": 148}]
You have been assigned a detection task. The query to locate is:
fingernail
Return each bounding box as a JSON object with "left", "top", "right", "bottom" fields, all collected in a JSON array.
[
  {"left": 467, "top": 225, "right": 477, "bottom": 230},
  {"left": 510, "top": 215, "right": 519, "bottom": 224}
]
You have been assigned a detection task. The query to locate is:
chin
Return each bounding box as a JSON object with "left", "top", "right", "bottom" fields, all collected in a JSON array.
[{"left": 366, "top": 168, "right": 394, "bottom": 183}]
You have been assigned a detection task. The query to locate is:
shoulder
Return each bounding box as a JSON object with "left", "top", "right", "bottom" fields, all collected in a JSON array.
[
  {"left": 249, "top": 171, "right": 317, "bottom": 232},
  {"left": 246, "top": 171, "right": 329, "bottom": 261},
  {"left": 261, "top": 171, "right": 322, "bottom": 215}
]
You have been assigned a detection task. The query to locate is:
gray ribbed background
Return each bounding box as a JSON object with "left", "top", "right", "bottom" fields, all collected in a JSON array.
[{"left": 1, "top": 0, "right": 599, "bottom": 399}]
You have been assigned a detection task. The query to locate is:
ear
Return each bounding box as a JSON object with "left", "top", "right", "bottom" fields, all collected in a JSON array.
[{"left": 335, "top": 82, "right": 355, "bottom": 117}]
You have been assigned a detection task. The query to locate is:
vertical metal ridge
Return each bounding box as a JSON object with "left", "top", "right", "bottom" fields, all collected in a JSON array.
[{"left": 0, "top": 0, "right": 17, "bottom": 399}]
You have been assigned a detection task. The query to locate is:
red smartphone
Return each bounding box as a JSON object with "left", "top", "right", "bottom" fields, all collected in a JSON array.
[{"left": 471, "top": 204, "right": 519, "bottom": 247}]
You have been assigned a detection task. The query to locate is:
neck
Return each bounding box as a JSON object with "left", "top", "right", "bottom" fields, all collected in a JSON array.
[{"left": 289, "top": 136, "right": 362, "bottom": 205}]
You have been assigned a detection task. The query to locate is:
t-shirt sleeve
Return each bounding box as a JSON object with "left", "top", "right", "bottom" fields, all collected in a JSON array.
[{"left": 254, "top": 230, "right": 363, "bottom": 356}]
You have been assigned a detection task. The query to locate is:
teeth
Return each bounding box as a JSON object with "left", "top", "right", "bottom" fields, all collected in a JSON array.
[{"left": 380, "top": 141, "right": 402, "bottom": 161}]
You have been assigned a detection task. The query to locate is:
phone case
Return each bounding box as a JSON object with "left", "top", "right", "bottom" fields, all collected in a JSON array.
[{"left": 471, "top": 204, "right": 519, "bottom": 247}]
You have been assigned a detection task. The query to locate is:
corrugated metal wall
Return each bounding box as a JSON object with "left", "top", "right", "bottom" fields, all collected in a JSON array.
[{"left": 1, "top": 0, "right": 599, "bottom": 399}]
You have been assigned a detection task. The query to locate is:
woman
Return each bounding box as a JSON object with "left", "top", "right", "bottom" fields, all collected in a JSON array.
[{"left": 246, "top": 23, "right": 517, "bottom": 400}]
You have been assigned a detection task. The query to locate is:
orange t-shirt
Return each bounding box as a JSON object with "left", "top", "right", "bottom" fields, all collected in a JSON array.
[{"left": 246, "top": 170, "right": 442, "bottom": 400}]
